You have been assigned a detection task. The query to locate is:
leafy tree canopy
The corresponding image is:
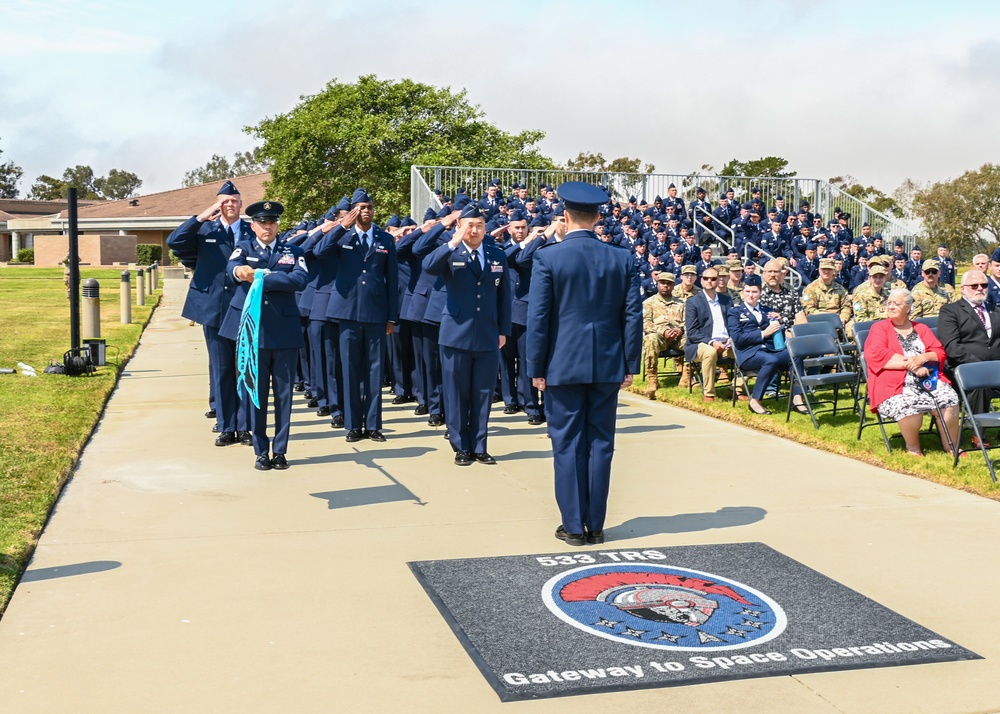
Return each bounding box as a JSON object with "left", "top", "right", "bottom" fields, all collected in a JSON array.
[
  {"left": 182, "top": 148, "right": 270, "bottom": 188},
  {"left": 828, "top": 174, "right": 902, "bottom": 218},
  {"left": 913, "top": 163, "right": 1000, "bottom": 255},
  {"left": 27, "top": 165, "right": 142, "bottom": 200},
  {"left": 247, "top": 75, "right": 555, "bottom": 221},
  {"left": 0, "top": 139, "right": 24, "bottom": 199},
  {"left": 565, "top": 151, "right": 655, "bottom": 175},
  {"left": 720, "top": 156, "right": 796, "bottom": 178}
]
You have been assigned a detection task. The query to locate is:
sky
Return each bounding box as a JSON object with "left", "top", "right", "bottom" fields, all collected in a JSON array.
[{"left": 2, "top": 0, "right": 999, "bottom": 200}]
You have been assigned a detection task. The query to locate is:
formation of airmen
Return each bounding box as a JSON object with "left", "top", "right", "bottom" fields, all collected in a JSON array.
[{"left": 168, "top": 177, "right": 969, "bottom": 466}]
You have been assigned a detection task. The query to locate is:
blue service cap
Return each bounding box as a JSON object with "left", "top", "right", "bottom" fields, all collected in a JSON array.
[
  {"left": 552, "top": 205, "right": 564, "bottom": 217},
  {"left": 511, "top": 182, "right": 521, "bottom": 189},
  {"left": 939, "top": 242, "right": 948, "bottom": 249},
  {"left": 862, "top": 222, "right": 870, "bottom": 228},
  {"left": 457, "top": 186, "right": 467, "bottom": 195},
  {"left": 800, "top": 199, "right": 810, "bottom": 206},
  {"left": 460, "top": 204, "right": 483, "bottom": 220},
  {"left": 453, "top": 194, "right": 472, "bottom": 210},
  {"left": 775, "top": 194, "right": 784, "bottom": 200},
  {"left": 217, "top": 180, "right": 239, "bottom": 196},
  {"left": 386, "top": 214, "right": 400, "bottom": 228},
  {"left": 668, "top": 183, "right": 676, "bottom": 189},
  {"left": 673, "top": 247, "right": 686, "bottom": 255},
  {"left": 639, "top": 199, "right": 648, "bottom": 206},
  {"left": 246, "top": 200, "right": 284, "bottom": 221},
  {"left": 442, "top": 195, "right": 452, "bottom": 203},
  {"left": 433, "top": 188, "right": 442, "bottom": 196},
  {"left": 557, "top": 181, "right": 610, "bottom": 211},
  {"left": 489, "top": 178, "right": 500, "bottom": 187},
  {"left": 743, "top": 202, "right": 754, "bottom": 210},
  {"left": 351, "top": 188, "right": 372, "bottom": 204},
  {"left": 402, "top": 215, "right": 416, "bottom": 227},
  {"left": 528, "top": 214, "right": 549, "bottom": 228},
  {"left": 719, "top": 192, "right": 727, "bottom": 199},
  {"left": 751, "top": 186, "right": 760, "bottom": 193},
  {"left": 628, "top": 195, "right": 637, "bottom": 203},
  {"left": 806, "top": 242, "right": 817, "bottom": 250},
  {"left": 509, "top": 209, "right": 528, "bottom": 222},
  {"left": 696, "top": 186, "right": 706, "bottom": 193},
  {"left": 895, "top": 238, "right": 904, "bottom": 246},
  {"left": 834, "top": 206, "right": 842, "bottom": 213},
  {"left": 681, "top": 219, "right": 692, "bottom": 228},
  {"left": 423, "top": 207, "right": 437, "bottom": 221},
  {"left": 436, "top": 205, "right": 451, "bottom": 219},
  {"left": 654, "top": 194, "right": 663, "bottom": 202}
]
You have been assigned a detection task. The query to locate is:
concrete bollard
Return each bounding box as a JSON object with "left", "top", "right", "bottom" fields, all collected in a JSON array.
[
  {"left": 82, "top": 278, "right": 101, "bottom": 339},
  {"left": 120, "top": 271, "right": 132, "bottom": 324},
  {"left": 150, "top": 261, "right": 158, "bottom": 294},
  {"left": 137, "top": 268, "right": 146, "bottom": 306}
]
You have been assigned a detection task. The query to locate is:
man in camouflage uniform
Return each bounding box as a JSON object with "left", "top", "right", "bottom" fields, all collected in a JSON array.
[
  {"left": 642, "top": 272, "right": 686, "bottom": 398},
  {"left": 724, "top": 259, "right": 745, "bottom": 306},
  {"left": 801, "top": 257, "right": 852, "bottom": 326},
  {"left": 672, "top": 264, "right": 701, "bottom": 387},
  {"left": 910, "top": 259, "right": 956, "bottom": 318},
  {"left": 849, "top": 263, "right": 891, "bottom": 332}
]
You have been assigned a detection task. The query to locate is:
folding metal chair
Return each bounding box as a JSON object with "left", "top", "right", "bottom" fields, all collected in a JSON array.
[
  {"left": 688, "top": 350, "right": 737, "bottom": 398},
  {"left": 913, "top": 315, "right": 939, "bottom": 338},
  {"left": 655, "top": 346, "right": 686, "bottom": 378},
  {"left": 952, "top": 360, "right": 1000, "bottom": 482},
  {"left": 786, "top": 333, "right": 859, "bottom": 429},
  {"left": 807, "top": 312, "right": 856, "bottom": 359},
  {"left": 729, "top": 342, "right": 785, "bottom": 408}
]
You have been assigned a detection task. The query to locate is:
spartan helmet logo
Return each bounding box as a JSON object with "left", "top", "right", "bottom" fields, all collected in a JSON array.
[{"left": 602, "top": 586, "right": 718, "bottom": 626}]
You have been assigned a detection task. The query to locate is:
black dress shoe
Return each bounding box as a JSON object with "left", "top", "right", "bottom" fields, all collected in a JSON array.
[
  {"left": 414, "top": 404, "right": 429, "bottom": 416},
  {"left": 455, "top": 451, "right": 473, "bottom": 466},
  {"left": 586, "top": 531, "right": 605, "bottom": 545},
  {"left": 443, "top": 429, "right": 450, "bottom": 440},
  {"left": 527, "top": 414, "right": 544, "bottom": 425},
  {"left": 304, "top": 389, "right": 314, "bottom": 399},
  {"left": 346, "top": 429, "right": 364, "bottom": 443},
  {"left": 474, "top": 452, "right": 496, "bottom": 465},
  {"left": 555, "top": 526, "right": 585, "bottom": 546},
  {"left": 492, "top": 394, "right": 503, "bottom": 404},
  {"left": 331, "top": 415, "right": 345, "bottom": 428},
  {"left": 212, "top": 424, "right": 219, "bottom": 433},
  {"left": 215, "top": 431, "right": 238, "bottom": 447},
  {"left": 317, "top": 406, "right": 330, "bottom": 416},
  {"left": 502, "top": 404, "right": 521, "bottom": 414},
  {"left": 293, "top": 382, "right": 305, "bottom": 392},
  {"left": 205, "top": 409, "right": 216, "bottom": 419},
  {"left": 392, "top": 394, "right": 415, "bottom": 405},
  {"left": 271, "top": 454, "right": 288, "bottom": 470},
  {"left": 307, "top": 398, "right": 319, "bottom": 408},
  {"left": 428, "top": 413, "right": 444, "bottom": 427},
  {"left": 254, "top": 455, "right": 272, "bottom": 471},
  {"left": 238, "top": 430, "right": 253, "bottom": 445},
  {"left": 367, "top": 430, "right": 386, "bottom": 442}
]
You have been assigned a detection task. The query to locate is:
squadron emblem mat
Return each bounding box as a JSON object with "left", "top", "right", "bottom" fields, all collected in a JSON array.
[{"left": 409, "top": 542, "right": 979, "bottom": 701}]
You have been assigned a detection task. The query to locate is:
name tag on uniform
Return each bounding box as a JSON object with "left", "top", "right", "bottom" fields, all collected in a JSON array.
[
  {"left": 376, "top": 247, "right": 388, "bottom": 254},
  {"left": 342, "top": 245, "right": 353, "bottom": 250},
  {"left": 206, "top": 238, "right": 217, "bottom": 243},
  {"left": 452, "top": 261, "right": 466, "bottom": 267},
  {"left": 247, "top": 256, "right": 259, "bottom": 262}
]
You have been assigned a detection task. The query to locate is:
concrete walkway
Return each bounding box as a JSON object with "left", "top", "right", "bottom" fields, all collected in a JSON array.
[{"left": 1, "top": 279, "right": 999, "bottom": 713}]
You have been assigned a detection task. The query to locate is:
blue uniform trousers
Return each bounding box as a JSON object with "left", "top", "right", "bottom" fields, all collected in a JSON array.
[
  {"left": 204, "top": 324, "right": 241, "bottom": 432},
  {"left": 297, "top": 317, "right": 311, "bottom": 388},
  {"left": 498, "top": 338, "right": 518, "bottom": 406},
  {"left": 739, "top": 349, "right": 791, "bottom": 401},
  {"left": 251, "top": 347, "right": 297, "bottom": 457},
  {"left": 546, "top": 382, "right": 619, "bottom": 535},
  {"left": 389, "top": 320, "right": 416, "bottom": 398},
  {"left": 419, "top": 322, "right": 444, "bottom": 416},
  {"left": 308, "top": 319, "right": 343, "bottom": 417},
  {"left": 513, "top": 323, "right": 542, "bottom": 418},
  {"left": 339, "top": 320, "right": 385, "bottom": 431},
  {"left": 203, "top": 324, "right": 217, "bottom": 413},
  {"left": 440, "top": 345, "right": 498, "bottom": 454}
]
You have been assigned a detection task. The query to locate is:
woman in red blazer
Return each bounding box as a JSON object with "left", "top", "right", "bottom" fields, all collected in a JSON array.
[{"left": 865, "top": 287, "right": 960, "bottom": 456}]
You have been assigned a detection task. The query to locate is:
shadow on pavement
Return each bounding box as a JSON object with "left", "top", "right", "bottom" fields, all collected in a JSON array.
[
  {"left": 20, "top": 561, "right": 122, "bottom": 582},
  {"left": 605, "top": 506, "right": 767, "bottom": 540}
]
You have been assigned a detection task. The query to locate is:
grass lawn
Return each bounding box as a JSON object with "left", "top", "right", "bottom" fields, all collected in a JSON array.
[
  {"left": 0, "top": 267, "right": 161, "bottom": 613},
  {"left": 631, "top": 357, "right": 1000, "bottom": 501}
]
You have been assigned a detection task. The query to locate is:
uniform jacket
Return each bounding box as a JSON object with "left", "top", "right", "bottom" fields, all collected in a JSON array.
[
  {"left": 301, "top": 227, "right": 340, "bottom": 322},
  {"left": 526, "top": 229, "right": 642, "bottom": 385},
  {"left": 684, "top": 291, "right": 733, "bottom": 363},
  {"left": 422, "top": 241, "right": 511, "bottom": 352},
  {"left": 411, "top": 223, "right": 451, "bottom": 324},
  {"left": 314, "top": 224, "right": 398, "bottom": 324},
  {"left": 219, "top": 239, "right": 310, "bottom": 349},
  {"left": 166, "top": 216, "right": 252, "bottom": 327},
  {"left": 727, "top": 303, "right": 780, "bottom": 366}
]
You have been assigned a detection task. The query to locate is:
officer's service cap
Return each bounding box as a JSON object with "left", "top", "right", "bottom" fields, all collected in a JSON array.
[
  {"left": 657, "top": 272, "right": 675, "bottom": 283},
  {"left": 819, "top": 258, "right": 837, "bottom": 270},
  {"left": 923, "top": 259, "right": 940, "bottom": 271},
  {"left": 869, "top": 264, "right": 887, "bottom": 276},
  {"left": 681, "top": 265, "right": 698, "bottom": 275},
  {"left": 557, "top": 182, "right": 609, "bottom": 212},
  {"left": 246, "top": 200, "right": 284, "bottom": 221},
  {"left": 217, "top": 180, "right": 240, "bottom": 196}
]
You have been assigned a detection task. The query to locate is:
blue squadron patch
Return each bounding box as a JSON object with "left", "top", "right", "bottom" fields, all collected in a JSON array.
[{"left": 543, "top": 563, "right": 786, "bottom": 651}]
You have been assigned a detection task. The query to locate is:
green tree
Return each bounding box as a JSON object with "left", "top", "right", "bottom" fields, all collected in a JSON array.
[
  {"left": 182, "top": 149, "right": 270, "bottom": 188},
  {"left": 565, "top": 151, "right": 655, "bottom": 174},
  {"left": 828, "top": 175, "right": 903, "bottom": 218},
  {"left": 26, "top": 175, "right": 67, "bottom": 200},
  {"left": 94, "top": 168, "right": 142, "bottom": 199},
  {"left": 720, "top": 156, "right": 796, "bottom": 178},
  {"left": 247, "top": 75, "right": 555, "bottom": 221},
  {"left": 61, "top": 165, "right": 99, "bottom": 199},
  {"left": 0, "top": 139, "right": 24, "bottom": 199},
  {"left": 913, "top": 163, "right": 1000, "bottom": 256}
]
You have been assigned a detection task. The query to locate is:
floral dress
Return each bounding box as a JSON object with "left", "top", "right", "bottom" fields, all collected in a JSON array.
[{"left": 877, "top": 330, "right": 958, "bottom": 421}]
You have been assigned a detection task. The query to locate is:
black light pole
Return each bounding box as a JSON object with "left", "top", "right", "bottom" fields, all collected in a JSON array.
[{"left": 67, "top": 187, "right": 80, "bottom": 350}]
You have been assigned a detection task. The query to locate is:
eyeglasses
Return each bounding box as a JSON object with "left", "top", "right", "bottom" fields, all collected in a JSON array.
[
  {"left": 702, "top": 276, "right": 719, "bottom": 281},
  {"left": 924, "top": 269, "right": 939, "bottom": 275},
  {"left": 966, "top": 283, "right": 989, "bottom": 290}
]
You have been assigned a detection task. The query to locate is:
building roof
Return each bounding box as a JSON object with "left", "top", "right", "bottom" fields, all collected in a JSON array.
[
  {"left": 59, "top": 173, "right": 271, "bottom": 219},
  {"left": 0, "top": 198, "right": 101, "bottom": 219}
]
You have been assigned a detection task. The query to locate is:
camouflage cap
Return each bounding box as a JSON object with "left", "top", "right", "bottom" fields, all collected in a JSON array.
[
  {"left": 869, "top": 255, "right": 890, "bottom": 268},
  {"left": 681, "top": 265, "right": 698, "bottom": 275},
  {"left": 726, "top": 259, "right": 743, "bottom": 271},
  {"left": 656, "top": 271, "right": 676, "bottom": 283},
  {"left": 869, "top": 264, "right": 887, "bottom": 276},
  {"left": 819, "top": 258, "right": 837, "bottom": 270},
  {"left": 922, "top": 259, "right": 940, "bottom": 272},
  {"left": 717, "top": 264, "right": 730, "bottom": 276}
]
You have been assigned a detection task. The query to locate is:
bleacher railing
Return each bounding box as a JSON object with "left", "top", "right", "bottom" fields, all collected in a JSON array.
[{"left": 411, "top": 166, "right": 915, "bottom": 249}]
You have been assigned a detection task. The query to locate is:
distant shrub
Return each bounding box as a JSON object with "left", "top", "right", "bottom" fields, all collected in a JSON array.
[
  {"left": 136, "top": 244, "right": 162, "bottom": 265},
  {"left": 15, "top": 248, "right": 34, "bottom": 264}
]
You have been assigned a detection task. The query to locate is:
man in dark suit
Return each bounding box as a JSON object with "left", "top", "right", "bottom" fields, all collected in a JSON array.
[
  {"left": 939, "top": 269, "right": 1000, "bottom": 417},
  {"left": 166, "top": 179, "right": 254, "bottom": 447},
  {"left": 314, "top": 188, "right": 398, "bottom": 443},
  {"left": 684, "top": 266, "right": 734, "bottom": 401},
  {"left": 423, "top": 204, "right": 511, "bottom": 465},
  {"left": 221, "top": 201, "right": 309, "bottom": 471},
  {"left": 527, "top": 182, "right": 642, "bottom": 547}
]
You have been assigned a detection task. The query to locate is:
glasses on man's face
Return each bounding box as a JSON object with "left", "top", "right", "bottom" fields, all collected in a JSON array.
[
  {"left": 966, "top": 283, "right": 989, "bottom": 290},
  {"left": 702, "top": 276, "right": 718, "bottom": 282},
  {"left": 924, "top": 270, "right": 939, "bottom": 275}
]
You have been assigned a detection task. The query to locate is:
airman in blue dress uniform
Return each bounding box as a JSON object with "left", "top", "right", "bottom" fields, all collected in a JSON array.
[
  {"left": 527, "top": 182, "right": 642, "bottom": 546},
  {"left": 423, "top": 203, "right": 512, "bottom": 465},
  {"left": 221, "top": 200, "right": 310, "bottom": 471},
  {"left": 166, "top": 179, "right": 253, "bottom": 447}
]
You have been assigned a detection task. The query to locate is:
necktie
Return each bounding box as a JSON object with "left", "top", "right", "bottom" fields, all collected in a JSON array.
[
  {"left": 360, "top": 231, "right": 369, "bottom": 252},
  {"left": 262, "top": 245, "right": 271, "bottom": 261},
  {"left": 227, "top": 225, "right": 235, "bottom": 242},
  {"left": 976, "top": 304, "right": 988, "bottom": 329},
  {"left": 471, "top": 250, "right": 481, "bottom": 275}
]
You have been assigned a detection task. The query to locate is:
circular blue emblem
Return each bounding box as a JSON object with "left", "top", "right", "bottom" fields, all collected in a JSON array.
[{"left": 542, "top": 563, "right": 786, "bottom": 651}]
